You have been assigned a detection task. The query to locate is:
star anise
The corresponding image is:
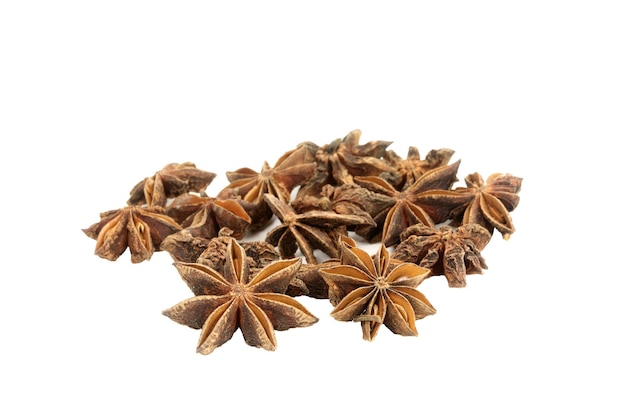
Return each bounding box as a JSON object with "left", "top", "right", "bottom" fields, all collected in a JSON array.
[
  {"left": 354, "top": 160, "right": 462, "bottom": 246},
  {"left": 127, "top": 162, "right": 216, "bottom": 207},
  {"left": 263, "top": 193, "right": 375, "bottom": 264},
  {"left": 444, "top": 173, "right": 523, "bottom": 240},
  {"left": 382, "top": 146, "right": 455, "bottom": 190},
  {"left": 319, "top": 239, "right": 435, "bottom": 341},
  {"left": 160, "top": 229, "right": 211, "bottom": 263},
  {"left": 83, "top": 206, "right": 182, "bottom": 263},
  {"left": 291, "top": 184, "right": 377, "bottom": 227},
  {"left": 392, "top": 223, "right": 492, "bottom": 288},
  {"left": 162, "top": 239, "right": 318, "bottom": 354},
  {"left": 165, "top": 193, "right": 251, "bottom": 240},
  {"left": 195, "top": 229, "right": 279, "bottom": 273},
  {"left": 295, "top": 129, "right": 399, "bottom": 198},
  {"left": 217, "top": 146, "right": 317, "bottom": 231}
]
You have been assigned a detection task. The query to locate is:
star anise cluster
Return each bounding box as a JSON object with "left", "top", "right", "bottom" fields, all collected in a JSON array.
[{"left": 83, "top": 129, "right": 523, "bottom": 352}]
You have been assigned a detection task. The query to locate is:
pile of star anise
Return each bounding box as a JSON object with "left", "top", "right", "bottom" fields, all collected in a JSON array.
[{"left": 83, "top": 129, "right": 522, "bottom": 354}]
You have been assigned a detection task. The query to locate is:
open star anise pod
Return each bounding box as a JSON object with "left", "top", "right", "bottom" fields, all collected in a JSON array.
[
  {"left": 83, "top": 206, "right": 182, "bottom": 263},
  {"left": 127, "top": 162, "right": 216, "bottom": 207},
  {"left": 295, "top": 129, "right": 399, "bottom": 198},
  {"left": 354, "top": 160, "right": 462, "bottom": 246},
  {"left": 436, "top": 172, "right": 523, "bottom": 239},
  {"left": 217, "top": 146, "right": 317, "bottom": 231},
  {"left": 263, "top": 193, "right": 375, "bottom": 264},
  {"left": 291, "top": 184, "right": 378, "bottom": 231},
  {"left": 392, "top": 223, "right": 491, "bottom": 288},
  {"left": 319, "top": 239, "right": 435, "bottom": 341},
  {"left": 165, "top": 193, "right": 251, "bottom": 240},
  {"left": 382, "top": 146, "right": 455, "bottom": 190},
  {"left": 162, "top": 239, "right": 318, "bottom": 354}
]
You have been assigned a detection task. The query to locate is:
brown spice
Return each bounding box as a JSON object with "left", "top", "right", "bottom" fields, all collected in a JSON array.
[
  {"left": 83, "top": 206, "right": 181, "bottom": 263},
  {"left": 392, "top": 223, "right": 491, "bottom": 288},
  {"left": 319, "top": 239, "right": 435, "bottom": 341},
  {"left": 83, "top": 129, "right": 523, "bottom": 350},
  {"left": 354, "top": 160, "right": 462, "bottom": 246},
  {"left": 263, "top": 193, "right": 375, "bottom": 264},
  {"left": 162, "top": 239, "right": 318, "bottom": 354},
  {"left": 127, "top": 162, "right": 216, "bottom": 208}
]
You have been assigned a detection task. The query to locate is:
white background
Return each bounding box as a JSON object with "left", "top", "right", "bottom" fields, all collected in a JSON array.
[{"left": 1, "top": 1, "right": 625, "bottom": 416}]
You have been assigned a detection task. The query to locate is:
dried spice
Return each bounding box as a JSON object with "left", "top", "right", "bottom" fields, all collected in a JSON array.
[
  {"left": 127, "top": 162, "right": 216, "bottom": 208},
  {"left": 392, "top": 223, "right": 491, "bottom": 288},
  {"left": 160, "top": 229, "right": 211, "bottom": 263},
  {"left": 83, "top": 206, "right": 181, "bottom": 263},
  {"left": 354, "top": 160, "right": 462, "bottom": 246},
  {"left": 263, "top": 193, "right": 375, "bottom": 264},
  {"left": 291, "top": 183, "right": 377, "bottom": 228},
  {"left": 83, "top": 128, "right": 523, "bottom": 352},
  {"left": 165, "top": 193, "right": 251, "bottom": 240},
  {"left": 320, "top": 239, "right": 435, "bottom": 341},
  {"left": 382, "top": 146, "right": 455, "bottom": 190},
  {"left": 162, "top": 239, "right": 318, "bottom": 354},
  {"left": 217, "top": 146, "right": 317, "bottom": 231},
  {"left": 449, "top": 173, "right": 523, "bottom": 240},
  {"left": 295, "top": 129, "right": 399, "bottom": 198}
]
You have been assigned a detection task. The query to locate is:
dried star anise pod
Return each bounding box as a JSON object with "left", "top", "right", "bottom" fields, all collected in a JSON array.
[
  {"left": 160, "top": 229, "right": 211, "bottom": 263},
  {"left": 127, "top": 162, "right": 216, "bottom": 207},
  {"left": 263, "top": 193, "right": 375, "bottom": 264},
  {"left": 382, "top": 146, "right": 455, "bottom": 190},
  {"left": 162, "top": 239, "right": 318, "bottom": 354},
  {"left": 354, "top": 160, "right": 462, "bottom": 246},
  {"left": 286, "top": 260, "right": 339, "bottom": 299},
  {"left": 290, "top": 184, "right": 376, "bottom": 246},
  {"left": 83, "top": 206, "right": 182, "bottom": 263},
  {"left": 291, "top": 184, "right": 377, "bottom": 229},
  {"left": 392, "top": 223, "right": 491, "bottom": 288},
  {"left": 187, "top": 229, "right": 309, "bottom": 297},
  {"left": 319, "top": 239, "right": 435, "bottom": 341},
  {"left": 217, "top": 146, "right": 317, "bottom": 231},
  {"left": 165, "top": 193, "right": 251, "bottom": 240},
  {"left": 295, "top": 129, "right": 399, "bottom": 198},
  {"left": 194, "top": 229, "right": 279, "bottom": 273},
  {"left": 195, "top": 231, "right": 309, "bottom": 297},
  {"left": 435, "top": 172, "right": 523, "bottom": 240}
]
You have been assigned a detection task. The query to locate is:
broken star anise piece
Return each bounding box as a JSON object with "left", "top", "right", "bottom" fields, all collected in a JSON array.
[
  {"left": 263, "top": 193, "right": 375, "bottom": 264},
  {"left": 162, "top": 239, "right": 318, "bottom": 355},
  {"left": 319, "top": 239, "right": 435, "bottom": 341},
  {"left": 127, "top": 162, "right": 216, "bottom": 208},
  {"left": 392, "top": 223, "right": 492, "bottom": 288},
  {"left": 83, "top": 206, "right": 182, "bottom": 263}
]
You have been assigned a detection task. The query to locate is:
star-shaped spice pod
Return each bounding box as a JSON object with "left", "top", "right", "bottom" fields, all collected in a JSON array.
[
  {"left": 423, "top": 172, "right": 523, "bottom": 240},
  {"left": 83, "top": 206, "right": 182, "bottom": 263},
  {"left": 295, "top": 129, "right": 398, "bottom": 198},
  {"left": 450, "top": 172, "right": 523, "bottom": 240},
  {"left": 263, "top": 193, "right": 375, "bottom": 264},
  {"left": 163, "top": 239, "right": 318, "bottom": 355},
  {"left": 127, "top": 162, "right": 217, "bottom": 208},
  {"left": 217, "top": 146, "right": 317, "bottom": 231},
  {"left": 382, "top": 146, "right": 455, "bottom": 190},
  {"left": 165, "top": 193, "right": 251, "bottom": 240},
  {"left": 353, "top": 159, "right": 462, "bottom": 246},
  {"left": 319, "top": 239, "right": 435, "bottom": 341},
  {"left": 392, "top": 223, "right": 491, "bottom": 288}
]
